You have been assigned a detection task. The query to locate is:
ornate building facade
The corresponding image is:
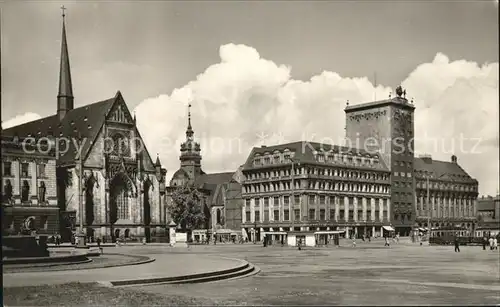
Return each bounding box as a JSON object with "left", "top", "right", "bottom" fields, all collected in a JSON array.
[
  {"left": 240, "top": 141, "right": 392, "bottom": 241},
  {"left": 166, "top": 105, "right": 243, "bottom": 242},
  {"left": 2, "top": 136, "right": 59, "bottom": 236},
  {"left": 2, "top": 13, "right": 167, "bottom": 242},
  {"left": 414, "top": 155, "right": 478, "bottom": 236}
]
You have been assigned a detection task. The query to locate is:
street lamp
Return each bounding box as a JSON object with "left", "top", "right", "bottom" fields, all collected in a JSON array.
[
  {"left": 426, "top": 173, "right": 445, "bottom": 245},
  {"left": 75, "top": 134, "right": 86, "bottom": 248}
]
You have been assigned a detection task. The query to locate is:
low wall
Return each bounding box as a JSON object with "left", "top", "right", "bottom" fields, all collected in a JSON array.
[{"left": 3, "top": 253, "right": 89, "bottom": 265}]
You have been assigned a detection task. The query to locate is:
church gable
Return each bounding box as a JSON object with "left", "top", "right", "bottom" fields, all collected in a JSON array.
[{"left": 106, "top": 92, "right": 134, "bottom": 125}]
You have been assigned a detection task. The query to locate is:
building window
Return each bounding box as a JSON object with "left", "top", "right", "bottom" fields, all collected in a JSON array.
[
  {"left": 319, "top": 209, "right": 326, "bottom": 220},
  {"left": 264, "top": 209, "right": 269, "bottom": 222},
  {"left": 245, "top": 199, "right": 251, "bottom": 207},
  {"left": 264, "top": 197, "right": 269, "bottom": 207},
  {"left": 246, "top": 211, "right": 251, "bottom": 222},
  {"left": 274, "top": 197, "right": 279, "bottom": 206},
  {"left": 294, "top": 209, "right": 300, "bottom": 221},
  {"left": 21, "top": 163, "right": 29, "bottom": 177},
  {"left": 255, "top": 198, "right": 260, "bottom": 207},
  {"left": 308, "top": 209, "right": 316, "bottom": 220},
  {"left": 38, "top": 164, "right": 46, "bottom": 177},
  {"left": 284, "top": 209, "right": 290, "bottom": 221},
  {"left": 38, "top": 181, "right": 46, "bottom": 202},
  {"left": 367, "top": 210, "right": 371, "bottom": 221},
  {"left": 273, "top": 210, "right": 279, "bottom": 221},
  {"left": 319, "top": 195, "right": 326, "bottom": 204},
  {"left": 375, "top": 211, "right": 380, "bottom": 221},
  {"left": 393, "top": 213, "right": 399, "bottom": 221},
  {"left": 284, "top": 196, "right": 290, "bottom": 205},
  {"left": 309, "top": 195, "right": 315, "bottom": 204},
  {"left": 40, "top": 216, "right": 48, "bottom": 230},
  {"left": 294, "top": 195, "right": 300, "bottom": 204},
  {"left": 255, "top": 210, "right": 260, "bottom": 222},
  {"left": 329, "top": 209, "right": 335, "bottom": 220},
  {"left": 3, "top": 162, "right": 12, "bottom": 176},
  {"left": 394, "top": 172, "right": 398, "bottom": 177},
  {"left": 264, "top": 157, "right": 270, "bottom": 165},
  {"left": 339, "top": 210, "right": 345, "bottom": 220},
  {"left": 348, "top": 210, "right": 354, "bottom": 221},
  {"left": 21, "top": 180, "right": 30, "bottom": 202}
]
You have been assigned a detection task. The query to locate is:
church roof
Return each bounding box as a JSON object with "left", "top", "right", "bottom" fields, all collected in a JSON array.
[
  {"left": 413, "top": 157, "right": 477, "bottom": 183},
  {"left": 2, "top": 91, "right": 122, "bottom": 166}
]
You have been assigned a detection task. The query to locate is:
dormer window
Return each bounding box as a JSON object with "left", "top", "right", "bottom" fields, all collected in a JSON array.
[
  {"left": 84, "top": 117, "right": 88, "bottom": 122},
  {"left": 71, "top": 121, "right": 75, "bottom": 126},
  {"left": 59, "top": 132, "right": 63, "bottom": 137},
  {"left": 88, "top": 125, "right": 92, "bottom": 129}
]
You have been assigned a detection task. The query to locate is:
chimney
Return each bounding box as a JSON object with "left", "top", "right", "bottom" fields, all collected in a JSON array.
[{"left": 451, "top": 155, "right": 457, "bottom": 163}]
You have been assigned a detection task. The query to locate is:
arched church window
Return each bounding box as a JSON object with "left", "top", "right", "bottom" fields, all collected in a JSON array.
[
  {"left": 112, "top": 133, "right": 130, "bottom": 157},
  {"left": 216, "top": 209, "right": 221, "bottom": 224},
  {"left": 116, "top": 189, "right": 129, "bottom": 220},
  {"left": 21, "top": 180, "right": 30, "bottom": 202}
]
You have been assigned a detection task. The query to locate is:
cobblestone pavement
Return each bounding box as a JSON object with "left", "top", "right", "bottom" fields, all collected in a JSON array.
[{"left": 131, "top": 240, "right": 500, "bottom": 305}]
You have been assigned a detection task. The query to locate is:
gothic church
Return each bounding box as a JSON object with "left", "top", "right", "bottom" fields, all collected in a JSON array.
[{"left": 2, "top": 12, "right": 167, "bottom": 242}]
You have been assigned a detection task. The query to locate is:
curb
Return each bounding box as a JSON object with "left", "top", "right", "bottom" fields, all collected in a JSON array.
[{"left": 107, "top": 258, "right": 251, "bottom": 287}]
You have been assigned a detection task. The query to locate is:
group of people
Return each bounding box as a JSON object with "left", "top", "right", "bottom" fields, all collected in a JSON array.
[{"left": 482, "top": 236, "right": 498, "bottom": 250}]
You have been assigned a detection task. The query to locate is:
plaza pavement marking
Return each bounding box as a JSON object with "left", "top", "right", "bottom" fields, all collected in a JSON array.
[{"left": 364, "top": 278, "right": 500, "bottom": 291}]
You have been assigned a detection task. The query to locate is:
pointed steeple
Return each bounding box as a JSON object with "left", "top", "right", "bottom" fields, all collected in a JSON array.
[
  {"left": 57, "top": 6, "right": 74, "bottom": 121},
  {"left": 186, "top": 103, "right": 194, "bottom": 139},
  {"left": 155, "top": 153, "right": 161, "bottom": 167}
]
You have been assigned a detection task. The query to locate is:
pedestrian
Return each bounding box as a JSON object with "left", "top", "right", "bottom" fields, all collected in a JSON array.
[
  {"left": 142, "top": 237, "right": 146, "bottom": 245},
  {"left": 483, "top": 236, "right": 487, "bottom": 250},
  {"left": 494, "top": 237, "right": 498, "bottom": 250},
  {"left": 352, "top": 237, "right": 356, "bottom": 248},
  {"left": 384, "top": 237, "right": 390, "bottom": 247},
  {"left": 96, "top": 237, "right": 103, "bottom": 254},
  {"left": 489, "top": 237, "right": 494, "bottom": 250},
  {"left": 454, "top": 236, "right": 460, "bottom": 252},
  {"left": 298, "top": 239, "right": 302, "bottom": 251},
  {"left": 396, "top": 233, "right": 400, "bottom": 244}
]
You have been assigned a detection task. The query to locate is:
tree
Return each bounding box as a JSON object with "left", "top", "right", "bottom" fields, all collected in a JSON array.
[{"left": 168, "top": 186, "right": 208, "bottom": 234}]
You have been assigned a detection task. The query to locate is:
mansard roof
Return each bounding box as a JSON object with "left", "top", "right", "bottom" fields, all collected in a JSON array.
[
  {"left": 413, "top": 157, "right": 477, "bottom": 183},
  {"left": 2, "top": 91, "right": 154, "bottom": 168},
  {"left": 242, "top": 141, "right": 389, "bottom": 171}
]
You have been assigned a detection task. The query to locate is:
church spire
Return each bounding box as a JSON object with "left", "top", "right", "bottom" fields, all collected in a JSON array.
[
  {"left": 57, "top": 5, "right": 74, "bottom": 121},
  {"left": 186, "top": 103, "right": 194, "bottom": 139}
]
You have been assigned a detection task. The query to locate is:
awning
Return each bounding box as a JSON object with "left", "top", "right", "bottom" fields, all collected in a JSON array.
[
  {"left": 418, "top": 228, "right": 426, "bottom": 231},
  {"left": 383, "top": 226, "right": 395, "bottom": 231},
  {"left": 263, "top": 232, "right": 287, "bottom": 235},
  {"left": 315, "top": 231, "right": 346, "bottom": 235}
]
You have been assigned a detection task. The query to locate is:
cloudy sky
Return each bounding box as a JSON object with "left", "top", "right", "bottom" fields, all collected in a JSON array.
[{"left": 2, "top": 1, "right": 499, "bottom": 195}]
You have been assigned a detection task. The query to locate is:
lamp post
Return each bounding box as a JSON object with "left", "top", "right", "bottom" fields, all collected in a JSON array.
[
  {"left": 76, "top": 135, "right": 86, "bottom": 248},
  {"left": 426, "top": 173, "right": 445, "bottom": 245}
]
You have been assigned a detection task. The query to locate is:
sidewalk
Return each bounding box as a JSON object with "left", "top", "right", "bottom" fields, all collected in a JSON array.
[{"left": 3, "top": 253, "right": 245, "bottom": 287}]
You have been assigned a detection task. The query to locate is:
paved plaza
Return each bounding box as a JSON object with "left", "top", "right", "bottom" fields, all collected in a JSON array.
[{"left": 4, "top": 239, "right": 500, "bottom": 305}]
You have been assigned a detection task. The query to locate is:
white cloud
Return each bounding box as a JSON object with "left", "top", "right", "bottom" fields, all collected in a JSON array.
[
  {"left": 135, "top": 44, "right": 499, "bottom": 195},
  {"left": 1, "top": 112, "right": 42, "bottom": 129}
]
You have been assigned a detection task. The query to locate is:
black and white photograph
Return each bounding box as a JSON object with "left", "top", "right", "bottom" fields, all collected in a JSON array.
[{"left": 1, "top": 1, "right": 499, "bottom": 306}]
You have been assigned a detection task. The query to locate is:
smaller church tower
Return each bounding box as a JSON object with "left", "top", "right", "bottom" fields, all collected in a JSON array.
[
  {"left": 177, "top": 104, "right": 203, "bottom": 184},
  {"left": 57, "top": 6, "right": 74, "bottom": 121}
]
